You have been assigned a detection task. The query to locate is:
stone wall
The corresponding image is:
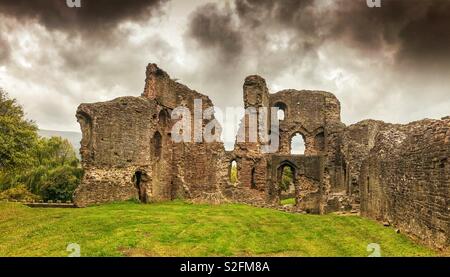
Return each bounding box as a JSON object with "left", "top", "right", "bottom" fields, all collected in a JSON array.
[
  {"left": 358, "top": 118, "right": 449, "bottom": 249},
  {"left": 74, "top": 64, "right": 228, "bottom": 206},
  {"left": 341, "top": 120, "right": 389, "bottom": 201}
]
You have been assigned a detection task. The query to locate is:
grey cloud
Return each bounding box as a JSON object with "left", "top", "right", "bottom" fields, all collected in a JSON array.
[
  {"left": 182, "top": 0, "right": 450, "bottom": 129},
  {"left": 187, "top": 0, "right": 450, "bottom": 68},
  {"left": 1, "top": 0, "right": 449, "bottom": 135},
  {"left": 0, "top": 0, "right": 168, "bottom": 37},
  {"left": 0, "top": 0, "right": 171, "bottom": 78},
  {"left": 187, "top": 3, "right": 243, "bottom": 62},
  {"left": 330, "top": 0, "right": 450, "bottom": 68}
]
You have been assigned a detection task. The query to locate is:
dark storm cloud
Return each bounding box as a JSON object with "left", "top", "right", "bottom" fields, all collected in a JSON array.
[
  {"left": 187, "top": 0, "right": 450, "bottom": 68},
  {"left": 187, "top": 3, "right": 243, "bottom": 61},
  {"left": 331, "top": 0, "right": 450, "bottom": 67},
  {"left": 0, "top": 0, "right": 171, "bottom": 76},
  {"left": 0, "top": 0, "right": 168, "bottom": 37},
  {"left": 235, "top": 0, "right": 317, "bottom": 33}
]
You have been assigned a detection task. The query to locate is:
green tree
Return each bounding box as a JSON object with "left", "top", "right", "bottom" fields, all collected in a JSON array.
[
  {"left": 0, "top": 88, "right": 38, "bottom": 171},
  {"left": 0, "top": 90, "right": 82, "bottom": 201},
  {"left": 31, "top": 137, "right": 82, "bottom": 201},
  {"left": 15, "top": 136, "right": 82, "bottom": 201},
  {"left": 39, "top": 164, "right": 82, "bottom": 202}
]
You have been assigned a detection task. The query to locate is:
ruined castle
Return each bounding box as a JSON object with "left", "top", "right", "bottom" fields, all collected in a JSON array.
[{"left": 74, "top": 63, "right": 449, "bottom": 249}]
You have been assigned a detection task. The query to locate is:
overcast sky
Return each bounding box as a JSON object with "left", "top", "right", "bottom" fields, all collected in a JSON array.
[{"left": 0, "top": 0, "right": 449, "bottom": 147}]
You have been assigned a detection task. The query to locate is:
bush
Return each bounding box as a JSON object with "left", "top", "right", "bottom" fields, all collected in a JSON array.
[
  {"left": 0, "top": 184, "right": 40, "bottom": 202},
  {"left": 39, "top": 165, "right": 83, "bottom": 202}
]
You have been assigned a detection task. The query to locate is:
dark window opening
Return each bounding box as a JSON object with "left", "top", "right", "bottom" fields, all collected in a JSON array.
[
  {"left": 151, "top": 131, "right": 162, "bottom": 159},
  {"left": 314, "top": 132, "right": 325, "bottom": 152},
  {"left": 251, "top": 167, "right": 256, "bottom": 189},
  {"left": 367, "top": 176, "right": 370, "bottom": 195},
  {"left": 158, "top": 109, "right": 170, "bottom": 125}
]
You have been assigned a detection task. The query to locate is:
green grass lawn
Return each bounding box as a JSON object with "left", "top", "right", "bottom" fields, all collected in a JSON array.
[
  {"left": 280, "top": 198, "right": 296, "bottom": 205},
  {"left": 0, "top": 201, "right": 439, "bottom": 257}
]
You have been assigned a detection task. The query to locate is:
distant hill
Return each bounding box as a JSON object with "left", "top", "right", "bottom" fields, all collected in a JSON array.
[{"left": 38, "top": 129, "right": 81, "bottom": 158}]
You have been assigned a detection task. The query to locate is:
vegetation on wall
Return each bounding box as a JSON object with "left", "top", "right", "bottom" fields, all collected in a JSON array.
[
  {"left": 0, "top": 89, "right": 82, "bottom": 202},
  {"left": 280, "top": 166, "right": 293, "bottom": 191}
]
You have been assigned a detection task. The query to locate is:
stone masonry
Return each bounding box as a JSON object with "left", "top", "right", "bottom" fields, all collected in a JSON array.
[{"left": 73, "top": 63, "right": 449, "bottom": 250}]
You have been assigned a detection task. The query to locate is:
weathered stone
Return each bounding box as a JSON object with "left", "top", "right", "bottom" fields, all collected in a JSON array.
[
  {"left": 73, "top": 63, "right": 449, "bottom": 250},
  {"left": 357, "top": 118, "right": 450, "bottom": 249}
]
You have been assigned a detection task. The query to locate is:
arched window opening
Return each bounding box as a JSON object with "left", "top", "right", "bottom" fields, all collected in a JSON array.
[
  {"left": 230, "top": 160, "right": 238, "bottom": 184},
  {"left": 151, "top": 131, "right": 162, "bottom": 159},
  {"left": 158, "top": 109, "right": 170, "bottom": 125},
  {"left": 274, "top": 102, "right": 287, "bottom": 121},
  {"left": 290, "top": 133, "right": 305, "bottom": 155}
]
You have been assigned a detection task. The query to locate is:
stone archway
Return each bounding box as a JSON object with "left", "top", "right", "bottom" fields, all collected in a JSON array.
[
  {"left": 133, "top": 170, "right": 149, "bottom": 203},
  {"left": 277, "top": 160, "right": 297, "bottom": 203}
]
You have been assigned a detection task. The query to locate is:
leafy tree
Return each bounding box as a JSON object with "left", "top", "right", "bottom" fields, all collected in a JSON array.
[
  {"left": 0, "top": 88, "right": 38, "bottom": 171},
  {"left": 18, "top": 137, "right": 83, "bottom": 200},
  {"left": 39, "top": 165, "right": 82, "bottom": 202},
  {"left": 0, "top": 90, "right": 82, "bottom": 201}
]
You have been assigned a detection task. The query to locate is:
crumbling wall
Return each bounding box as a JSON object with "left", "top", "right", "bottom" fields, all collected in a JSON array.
[
  {"left": 74, "top": 64, "right": 228, "bottom": 206},
  {"left": 74, "top": 96, "right": 161, "bottom": 206},
  {"left": 231, "top": 75, "right": 349, "bottom": 213},
  {"left": 359, "top": 118, "right": 450, "bottom": 249},
  {"left": 341, "top": 120, "right": 390, "bottom": 202},
  {"left": 233, "top": 75, "right": 271, "bottom": 198},
  {"left": 269, "top": 89, "right": 340, "bottom": 155},
  {"left": 142, "top": 64, "right": 229, "bottom": 202}
]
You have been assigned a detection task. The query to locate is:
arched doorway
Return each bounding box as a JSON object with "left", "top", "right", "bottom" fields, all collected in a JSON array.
[
  {"left": 277, "top": 161, "right": 297, "bottom": 202},
  {"left": 133, "top": 170, "right": 148, "bottom": 203}
]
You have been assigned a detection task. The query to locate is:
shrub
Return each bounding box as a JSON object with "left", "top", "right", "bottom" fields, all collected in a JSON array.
[
  {"left": 39, "top": 165, "right": 83, "bottom": 202},
  {"left": 0, "top": 184, "right": 40, "bottom": 202}
]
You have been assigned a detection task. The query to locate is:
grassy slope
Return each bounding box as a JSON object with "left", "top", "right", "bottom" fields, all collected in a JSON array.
[{"left": 0, "top": 201, "right": 438, "bottom": 257}]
